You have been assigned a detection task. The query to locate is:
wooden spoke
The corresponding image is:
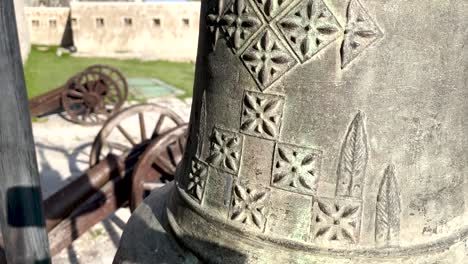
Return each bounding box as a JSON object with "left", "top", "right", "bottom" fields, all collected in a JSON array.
[
  {"left": 62, "top": 65, "right": 128, "bottom": 125},
  {"left": 107, "top": 142, "right": 131, "bottom": 152},
  {"left": 89, "top": 104, "right": 185, "bottom": 168},
  {"left": 152, "top": 115, "right": 166, "bottom": 138},
  {"left": 138, "top": 113, "right": 147, "bottom": 141},
  {"left": 67, "top": 89, "right": 84, "bottom": 98},
  {"left": 117, "top": 125, "right": 137, "bottom": 146},
  {"left": 129, "top": 125, "right": 187, "bottom": 211}
]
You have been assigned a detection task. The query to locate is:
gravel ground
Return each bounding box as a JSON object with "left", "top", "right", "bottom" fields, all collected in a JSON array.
[{"left": 32, "top": 97, "right": 191, "bottom": 264}]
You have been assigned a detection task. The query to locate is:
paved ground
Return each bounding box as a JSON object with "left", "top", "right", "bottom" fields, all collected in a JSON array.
[{"left": 32, "top": 97, "right": 191, "bottom": 264}]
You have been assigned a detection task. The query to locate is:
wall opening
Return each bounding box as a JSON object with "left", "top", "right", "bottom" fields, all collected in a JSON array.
[
  {"left": 32, "top": 19, "right": 40, "bottom": 27},
  {"left": 71, "top": 18, "right": 78, "bottom": 28},
  {"left": 95, "top": 18, "right": 105, "bottom": 28},
  {"left": 152, "top": 18, "right": 161, "bottom": 27},
  {"left": 49, "top": 19, "right": 57, "bottom": 28},
  {"left": 182, "top": 18, "right": 190, "bottom": 27},
  {"left": 124, "top": 17, "right": 133, "bottom": 27}
]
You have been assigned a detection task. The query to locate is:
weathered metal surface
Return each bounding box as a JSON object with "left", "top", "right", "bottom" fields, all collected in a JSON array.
[
  {"left": 116, "top": 0, "right": 468, "bottom": 262},
  {"left": 29, "top": 86, "right": 64, "bottom": 118},
  {"left": 28, "top": 64, "right": 128, "bottom": 125},
  {"left": 48, "top": 174, "right": 129, "bottom": 256},
  {"left": 43, "top": 154, "right": 124, "bottom": 231},
  {"left": 0, "top": 0, "right": 51, "bottom": 263}
]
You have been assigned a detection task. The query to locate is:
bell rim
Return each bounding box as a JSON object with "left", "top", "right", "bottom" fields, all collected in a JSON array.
[{"left": 167, "top": 182, "right": 468, "bottom": 259}]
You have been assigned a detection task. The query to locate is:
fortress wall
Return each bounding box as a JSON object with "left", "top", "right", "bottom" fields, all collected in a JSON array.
[
  {"left": 24, "top": 7, "right": 70, "bottom": 46},
  {"left": 70, "top": 2, "right": 201, "bottom": 62}
]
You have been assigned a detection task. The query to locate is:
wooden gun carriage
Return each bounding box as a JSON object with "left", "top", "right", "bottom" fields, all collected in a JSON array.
[
  {"left": 28, "top": 65, "right": 129, "bottom": 125},
  {"left": 42, "top": 102, "right": 188, "bottom": 256},
  {"left": 0, "top": 4, "right": 193, "bottom": 262},
  {"left": 1, "top": 64, "right": 188, "bottom": 260}
]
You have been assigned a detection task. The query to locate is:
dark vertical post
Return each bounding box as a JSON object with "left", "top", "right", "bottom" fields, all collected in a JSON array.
[{"left": 0, "top": 1, "right": 51, "bottom": 263}]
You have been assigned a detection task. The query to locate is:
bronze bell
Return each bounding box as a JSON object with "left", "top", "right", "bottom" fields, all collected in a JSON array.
[{"left": 115, "top": 0, "right": 468, "bottom": 263}]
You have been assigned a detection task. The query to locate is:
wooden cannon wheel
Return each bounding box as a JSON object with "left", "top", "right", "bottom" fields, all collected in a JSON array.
[
  {"left": 130, "top": 125, "right": 187, "bottom": 211},
  {"left": 89, "top": 103, "right": 185, "bottom": 167},
  {"left": 84, "top": 64, "right": 129, "bottom": 100},
  {"left": 61, "top": 65, "right": 128, "bottom": 125}
]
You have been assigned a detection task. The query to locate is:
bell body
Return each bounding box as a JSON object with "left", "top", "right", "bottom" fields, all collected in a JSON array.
[{"left": 168, "top": 0, "right": 468, "bottom": 262}]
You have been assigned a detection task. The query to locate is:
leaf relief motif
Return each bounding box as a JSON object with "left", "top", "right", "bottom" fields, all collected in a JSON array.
[
  {"left": 375, "top": 164, "right": 401, "bottom": 247},
  {"left": 336, "top": 111, "right": 368, "bottom": 198}
]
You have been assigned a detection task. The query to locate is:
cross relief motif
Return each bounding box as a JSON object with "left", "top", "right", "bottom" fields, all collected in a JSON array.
[
  {"left": 221, "top": 0, "right": 263, "bottom": 51},
  {"left": 230, "top": 184, "right": 270, "bottom": 230},
  {"left": 240, "top": 91, "right": 285, "bottom": 138},
  {"left": 206, "top": 0, "right": 383, "bottom": 91},
  {"left": 207, "top": 128, "right": 243, "bottom": 174},
  {"left": 187, "top": 159, "right": 209, "bottom": 202},
  {"left": 311, "top": 198, "right": 362, "bottom": 245},
  {"left": 277, "top": 0, "right": 342, "bottom": 62},
  {"left": 272, "top": 143, "right": 322, "bottom": 195},
  {"left": 241, "top": 30, "right": 296, "bottom": 90},
  {"left": 182, "top": 0, "right": 387, "bottom": 248}
]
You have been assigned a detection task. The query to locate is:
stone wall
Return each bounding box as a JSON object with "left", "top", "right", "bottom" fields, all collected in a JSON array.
[
  {"left": 24, "top": 7, "right": 71, "bottom": 46},
  {"left": 30, "top": 0, "right": 70, "bottom": 7},
  {"left": 70, "top": 2, "right": 200, "bottom": 62},
  {"left": 29, "top": 0, "right": 139, "bottom": 7}
]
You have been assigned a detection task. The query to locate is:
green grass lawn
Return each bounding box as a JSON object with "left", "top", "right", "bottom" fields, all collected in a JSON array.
[{"left": 24, "top": 46, "right": 196, "bottom": 98}]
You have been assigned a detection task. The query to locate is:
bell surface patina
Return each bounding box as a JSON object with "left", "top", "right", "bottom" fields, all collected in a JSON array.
[{"left": 115, "top": 0, "right": 468, "bottom": 262}]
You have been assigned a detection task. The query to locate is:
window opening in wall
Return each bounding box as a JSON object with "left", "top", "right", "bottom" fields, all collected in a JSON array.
[
  {"left": 71, "top": 18, "right": 78, "bottom": 27},
  {"left": 32, "top": 20, "right": 39, "bottom": 27},
  {"left": 124, "top": 17, "right": 133, "bottom": 27},
  {"left": 182, "top": 18, "right": 190, "bottom": 27},
  {"left": 153, "top": 18, "right": 161, "bottom": 27},
  {"left": 49, "top": 19, "right": 57, "bottom": 28},
  {"left": 96, "top": 18, "right": 105, "bottom": 28}
]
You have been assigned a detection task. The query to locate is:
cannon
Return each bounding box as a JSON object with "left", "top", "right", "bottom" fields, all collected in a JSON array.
[
  {"left": 88, "top": 103, "right": 187, "bottom": 211},
  {"left": 0, "top": 103, "right": 188, "bottom": 258},
  {"left": 47, "top": 124, "right": 187, "bottom": 255},
  {"left": 28, "top": 65, "right": 129, "bottom": 125},
  {"left": 44, "top": 103, "right": 188, "bottom": 255}
]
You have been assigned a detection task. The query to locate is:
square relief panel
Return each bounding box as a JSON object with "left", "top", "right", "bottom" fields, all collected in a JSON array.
[
  {"left": 186, "top": 158, "right": 209, "bottom": 204},
  {"left": 240, "top": 29, "right": 297, "bottom": 91},
  {"left": 265, "top": 189, "right": 312, "bottom": 242},
  {"left": 203, "top": 168, "right": 234, "bottom": 219},
  {"left": 238, "top": 135, "right": 275, "bottom": 187},
  {"left": 310, "top": 197, "right": 362, "bottom": 246},
  {"left": 220, "top": 0, "right": 263, "bottom": 52},
  {"left": 229, "top": 182, "right": 271, "bottom": 231},
  {"left": 207, "top": 127, "right": 243, "bottom": 175},
  {"left": 271, "top": 142, "right": 322, "bottom": 195},
  {"left": 240, "top": 91, "right": 285, "bottom": 140},
  {"left": 276, "top": 0, "right": 342, "bottom": 63}
]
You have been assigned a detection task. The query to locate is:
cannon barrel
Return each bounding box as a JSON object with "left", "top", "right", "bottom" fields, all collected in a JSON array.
[
  {"left": 28, "top": 86, "right": 64, "bottom": 118},
  {"left": 43, "top": 154, "right": 125, "bottom": 231}
]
